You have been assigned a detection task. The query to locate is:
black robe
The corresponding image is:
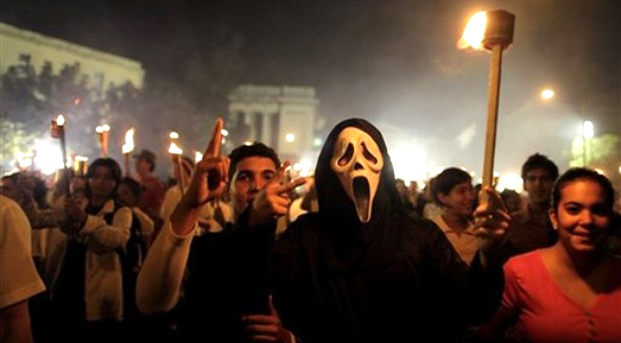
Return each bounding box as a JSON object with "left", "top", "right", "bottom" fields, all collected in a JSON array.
[{"left": 271, "top": 118, "right": 503, "bottom": 343}]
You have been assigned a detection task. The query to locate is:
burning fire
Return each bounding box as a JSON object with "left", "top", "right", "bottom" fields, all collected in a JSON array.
[
  {"left": 56, "top": 114, "right": 65, "bottom": 126},
  {"left": 168, "top": 142, "right": 183, "bottom": 155},
  {"left": 122, "top": 128, "right": 135, "bottom": 154},
  {"left": 458, "top": 11, "right": 487, "bottom": 50},
  {"left": 169, "top": 131, "right": 179, "bottom": 140},
  {"left": 195, "top": 151, "right": 203, "bottom": 163},
  {"left": 96, "top": 124, "right": 111, "bottom": 133}
]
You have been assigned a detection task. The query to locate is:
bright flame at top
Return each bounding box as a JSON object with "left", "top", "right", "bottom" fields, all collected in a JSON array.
[
  {"left": 75, "top": 155, "right": 88, "bottom": 162},
  {"left": 168, "top": 142, "right": 183, "bottom": 155},
  {"left": 458, "top": 11, "right": 487, "bottom": 50},
  {"left": 122, "top": 128, "right": 135, "bottom": 154},
  {"left": 169, "top": 131, "right": 179, "bottom": 139},
  {"left": 285, "top": 133, "right": 296, "bottom": 142},
  {"left": 195, "top": 151, "right": 203, "bottom": 163},
  {"left": 96, "top": 124, "right": 110, "bottom": 133},
  {"left": 56, "top": 115, "right": 65, "bottom": 126},
  {"left": 221, "top": 129, "right": 229, "bottom": 137}
]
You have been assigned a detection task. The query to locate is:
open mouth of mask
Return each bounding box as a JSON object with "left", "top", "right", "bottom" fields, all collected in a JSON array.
[{"left": 353, "top": 176, "right": 371, "bottom": 222}]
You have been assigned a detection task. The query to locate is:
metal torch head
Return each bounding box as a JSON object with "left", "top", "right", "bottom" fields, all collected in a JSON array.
[{"left": 483, "top": 10, "right": 515, "bottom": 50}]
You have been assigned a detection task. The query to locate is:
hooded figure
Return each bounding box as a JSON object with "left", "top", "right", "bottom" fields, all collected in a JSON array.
[{"left": 271, "top": 118, "right": 504, "bottom": 343}]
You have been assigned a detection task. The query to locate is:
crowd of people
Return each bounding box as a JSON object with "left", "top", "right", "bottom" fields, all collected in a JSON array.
[{"left": 1, "top": 117, "right": 620, "bottom": 343}]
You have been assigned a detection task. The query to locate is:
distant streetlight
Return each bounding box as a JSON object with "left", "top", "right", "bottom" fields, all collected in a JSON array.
[
  {"left": 541, "top": 88, "right": 554, "bottom": 100},
  {"left": 583, "top": 120, "right": 594, "bottom": 166},
  {"left": 285, "top": 133, "right": 295, "bottom": 143}
]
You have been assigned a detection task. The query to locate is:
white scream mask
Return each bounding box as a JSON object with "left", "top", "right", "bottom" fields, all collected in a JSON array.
[{"left": 330, "top": 127, "right": 384, "bottom": 223}]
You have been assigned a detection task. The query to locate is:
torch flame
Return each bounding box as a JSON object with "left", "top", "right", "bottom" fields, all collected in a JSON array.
[
  {"left": 195, "top": 151, "right": 203, "bottom": 163},
  {"left": 56, "top": 115, "right": 65, "bottom": 126},
  {"left": 169, "top": 131, "right": 179, "bottom": 139},
  {"left": 96, "top": 124, "right": 111, "bottom": 133},
  {"left": 458, "top": 11, "right": 487, "bottom": 50},
  {"left": 122, "top": 128, "right": 135, "bottom": 154},
  {"left": 168, "top": 142, "right": 183, "bottom": 155}
]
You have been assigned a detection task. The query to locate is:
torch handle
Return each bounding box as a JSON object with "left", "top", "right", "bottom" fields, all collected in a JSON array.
[
  {"left": 481, "top": 44, "right": 503, "bottom": 203},
  {"left": 175, "top": 154, "right": 185, "bottom": 195},
  {"left": 59, "top": 131, "right": 71, "bottom": 196}
]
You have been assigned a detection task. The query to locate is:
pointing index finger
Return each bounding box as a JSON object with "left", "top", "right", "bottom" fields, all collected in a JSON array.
[{"left": 204, "top": 118, "right": 224, "bottom": 157}]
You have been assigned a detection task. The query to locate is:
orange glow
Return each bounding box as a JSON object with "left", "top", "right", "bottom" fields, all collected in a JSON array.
[{"left": 458, "top": 11, "right": 487, "bottom": 50}]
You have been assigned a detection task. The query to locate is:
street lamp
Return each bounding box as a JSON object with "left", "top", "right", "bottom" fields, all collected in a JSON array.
[
  {"left": 541, "top": 88, "right": 554, "bottom": 100},
  {"left": 583, "top": 120, "right": 594, "bottom": 166}
]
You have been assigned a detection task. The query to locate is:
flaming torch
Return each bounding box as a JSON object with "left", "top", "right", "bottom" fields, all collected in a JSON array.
[
  {"left": 95, "top": 124, "right": 111, "bottom": 157},
  {"left": 459, "top": 10, "right": 515, "bottom": 203},
  {"left": 73, "top": 156, "right": 89, "bottom": 177},
  {"left": 50, "top": 114, "right": 71, "bottom": 195},
  {"left": 122, "top": 128, "right": 135, "bottom": 177},
  {"left": 168, "top": 141, "right": 184, "bottom": 193}
]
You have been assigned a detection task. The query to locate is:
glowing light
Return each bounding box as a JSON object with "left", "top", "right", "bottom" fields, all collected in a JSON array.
[
  {"left": 299, "top": 158, "right": 313, "bottom": 177},
  {"left": 497, "top": 173, "right": 523, "bottom": 192},
  {"left": 458, "top": 11, "right": 487, "bottom": 50},
  {"left": 293, "top": 163, "right": 302, "bottom": 171},
  {"left": 583, "top": 120, "right": 594, "bottom": 139},
  {"left": 244, "top": 141, "right": 253, "bottom": 146},
  {"left": 595, "top": 168, "right": 605, "bottom": 175},
  {"left": 56, "top": 115, "right": 65, "bottom": 126},
  {"left": 95, "top": 124, "right": 110, "bottom": 133},
  {"left": 169, "top": 131, "right": 179, "bottom": 139},
  {"left": 195, "top": 151, "right": 203, "bottom": 163},
  {"left": 33, "top": 140, "right": 64, "bottom": 175},
  {"left": 313, "top": 138, "right": 322, "bottom": 147},
  {"left": 389, "top": 146, "right": 428, "bottom": 183},
  {"left": 221, "top": 129, "right": 229, "bottom": 137},
  {"left": 168, "top": 142, "right": 183, "bottom": 155},
  {"left": 285, "top": 133, "right": 296, "bottom": 143},
  {"left": 122, "top": 128, "right": 135, "bottom": 154},
  {"left": 541, "top": 89, "right": 554, "bottom": 100}
]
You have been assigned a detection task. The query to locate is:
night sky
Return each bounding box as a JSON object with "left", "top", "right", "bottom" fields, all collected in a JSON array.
[{"left": 2, "top": 0, "right": 619, "bottom": 178}]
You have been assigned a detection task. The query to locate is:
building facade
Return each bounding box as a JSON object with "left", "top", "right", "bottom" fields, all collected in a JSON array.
[
  {"left": 228, "top": 85, "right": 319, "bottom": 161},
  {"left": 0, "top": 22, "right": 144, "bottom": 92}
]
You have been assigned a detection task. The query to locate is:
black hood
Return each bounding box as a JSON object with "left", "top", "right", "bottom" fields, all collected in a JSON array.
[{"left": 315, "top": 118, "right": 402, "bottom": 227}]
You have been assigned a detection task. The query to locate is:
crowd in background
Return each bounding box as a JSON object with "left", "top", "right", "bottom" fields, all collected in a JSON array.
[{"left": 1, "top": 118, "right": 620, "bottom": 343}]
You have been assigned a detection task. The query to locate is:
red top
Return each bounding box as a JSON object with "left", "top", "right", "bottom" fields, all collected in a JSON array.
[{"left": 502, "top": 251, "right": 621, "bottom": 343}]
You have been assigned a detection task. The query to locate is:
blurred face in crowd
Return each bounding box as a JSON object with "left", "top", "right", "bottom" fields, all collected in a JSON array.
[
  {"left": 524, "top": 168, "right": 554, "bottom": 207},
  {"left": 439, "top": 181, "right": 475, "bottom": 217},
  {"left": 89, "top": 166, "right": 117, "bottom": 200},
  {"left": 117, "top": 183, "right": 138, "bottom": 207},
  {"left": 1, "top": 177, "right": 17, "bottom": 200},
  {"left": 550, "top": 179, "right": 611, "bottom": 254},
  {"left": 395, "top": 180, "right": 407, "bottom": 199},
  {"left": 135, "top": 158, "right": 152, "bottom": 176},
  {"left": 229, "top": 156, "right": 278, "bottom": 214}
]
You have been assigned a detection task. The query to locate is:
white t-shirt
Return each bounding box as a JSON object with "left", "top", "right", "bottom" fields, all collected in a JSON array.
[{"left": 0, "top": 195, "right": 46, "bottom": 308}]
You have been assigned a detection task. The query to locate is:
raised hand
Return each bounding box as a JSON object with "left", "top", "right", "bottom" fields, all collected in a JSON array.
[
  {"left": 243, "top": 295, "right": 293, "bottom": 343},
  {"left": 171, "top": 118, "right": 229, "bottom": 236},
  {"left": 249, "top": 161, "right": 306, "bottom": 228}
]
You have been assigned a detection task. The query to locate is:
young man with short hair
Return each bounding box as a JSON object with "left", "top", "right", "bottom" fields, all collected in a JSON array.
[
  {"left": 137, "top": 119, "right": 304, "bottom": 343},
  {"left": 504, "top": 153, "right": 559, "bottom": 257}
]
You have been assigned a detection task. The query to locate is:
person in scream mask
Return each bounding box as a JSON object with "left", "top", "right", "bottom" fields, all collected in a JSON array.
[{"left": 271, "top": 118, "right": 511, "bottom": 343}]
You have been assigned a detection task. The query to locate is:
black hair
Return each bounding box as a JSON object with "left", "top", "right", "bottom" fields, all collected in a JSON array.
[
  {"left": 431, "top": 167, "right": 472, "bottom": 206},
  {"left": 521, "top": 153, "right": 559, "bottom": 181},
  {"left": 120, "top": 176, "right": 143, "bottom": 197},
  {"left": 85, "top": 158, "right": 122, "bottom": 197},
  {"left": 228, "top": 143, "right": 280, "bottom": 180},
  {"left": 552, "top": 168, "right": 615, "bottom": 213}
]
